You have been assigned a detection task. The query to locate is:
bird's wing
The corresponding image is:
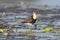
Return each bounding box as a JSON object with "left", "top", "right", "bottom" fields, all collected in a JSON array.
[{"left": 22, "top": 16, "right": 32, "bottom": 23}]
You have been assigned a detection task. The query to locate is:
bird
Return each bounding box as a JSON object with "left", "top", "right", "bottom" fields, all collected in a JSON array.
[{"left": 22, "top": 11, "right": 41, "bottom": 26}]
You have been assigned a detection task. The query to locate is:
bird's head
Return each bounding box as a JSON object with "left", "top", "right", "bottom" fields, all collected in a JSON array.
[{"left": 33, "top": 11, "right": 41, "bottom": 19}]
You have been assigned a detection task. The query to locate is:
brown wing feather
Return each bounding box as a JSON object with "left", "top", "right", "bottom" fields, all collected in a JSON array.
[{"left": 22, "top": 16, "right": 33, "bottom": 23}]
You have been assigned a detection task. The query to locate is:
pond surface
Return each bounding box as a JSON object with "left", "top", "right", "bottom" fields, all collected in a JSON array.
[{"left": 0, "top": 0, "right": 60, "bottom": 40}]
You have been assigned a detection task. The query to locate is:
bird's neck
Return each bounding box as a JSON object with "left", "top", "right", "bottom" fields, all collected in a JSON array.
[{"left": 33, "top": 15, "right": 37, "bottom": 19}]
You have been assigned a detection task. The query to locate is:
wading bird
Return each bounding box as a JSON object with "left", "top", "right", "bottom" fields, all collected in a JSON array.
[{"left": 22, "top": 11, "right": 41, "bottom": 27}]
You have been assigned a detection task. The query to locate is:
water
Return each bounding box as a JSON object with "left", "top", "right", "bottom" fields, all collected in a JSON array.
[
  {"left": 0, "top": 0, "right": 60, "bottom": 9},
  {"left": 0, "top": 0, "right": 60, "bottom": 40},
  {"left": 0, "top": 12, "right": 59, "bottom": 40}
]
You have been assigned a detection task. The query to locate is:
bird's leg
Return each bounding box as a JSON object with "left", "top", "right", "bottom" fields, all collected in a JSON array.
[{"left": 34, "top": 24, "right": 37, "bottom": 29}]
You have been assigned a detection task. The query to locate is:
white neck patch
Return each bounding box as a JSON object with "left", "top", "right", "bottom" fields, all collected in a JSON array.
[{"left": 33, "top": 12, "right": 37, "bottom": 19}]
